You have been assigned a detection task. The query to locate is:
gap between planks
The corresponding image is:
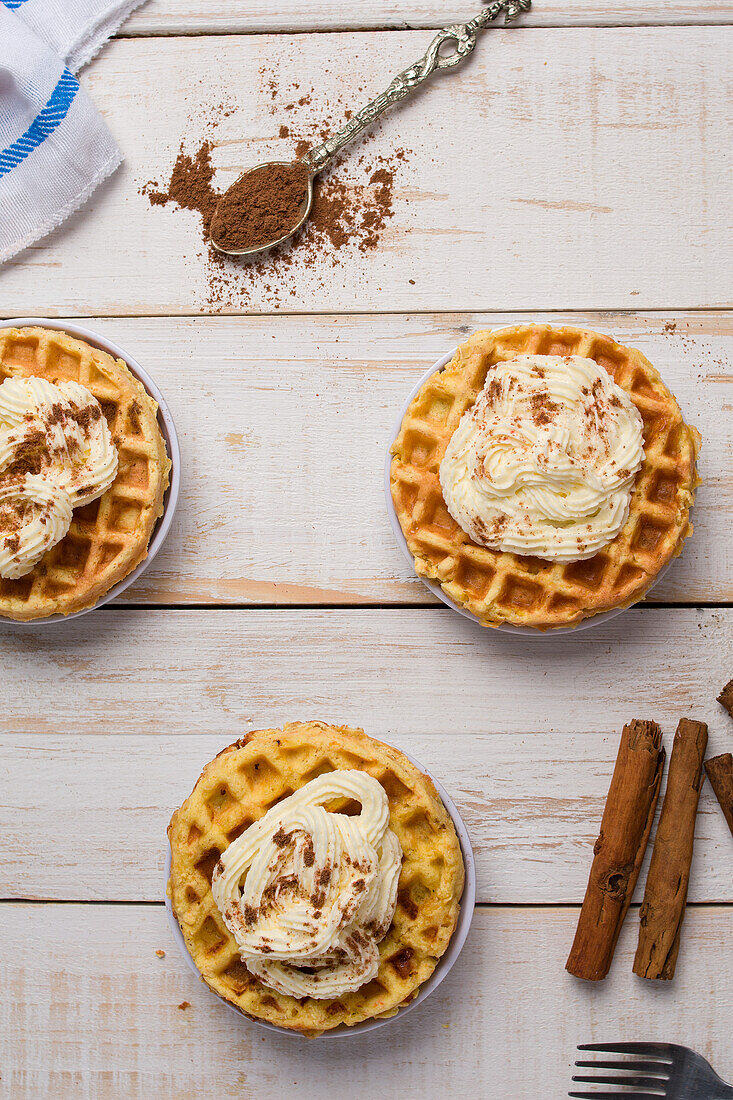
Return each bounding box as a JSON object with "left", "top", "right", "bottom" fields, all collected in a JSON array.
[
  {"left": 3, "top": 305, "right": 733, "bottom": 321},
  {"left": 113, "top": 21, "right": 733, "bottom": 37},
  {"left": 72, "top": 600, "right": 733, "bottom": 612},
  {"left": 2, "top": 898, "right": 732, "bottom": 908}
]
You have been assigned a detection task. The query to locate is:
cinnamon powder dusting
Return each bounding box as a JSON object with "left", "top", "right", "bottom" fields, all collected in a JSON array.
[
  {"left": 4, "top": 429, "right": 47, "bottom": 477},
  {"left": 211, "top": 161, "right": 309, "bottom": 252},
  {"left": 140, "top": 69, "right": 410, "bottom": 310},
  {"left": 529, "top": 390, "right": 561, "bottom": 427}
]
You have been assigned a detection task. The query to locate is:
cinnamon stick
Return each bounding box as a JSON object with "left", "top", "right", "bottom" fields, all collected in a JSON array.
[
  {"left": 633, "top": 718, "right": 708, "bottom": 981},
  {"left": 705, "top": 754, "right": 733, "bottom": 838},
  {"left": 717, "top": 679, "right": 733, "bottom": 719},
  {"left": 566, "top": 719, "right": 665, "bottom": 982}
]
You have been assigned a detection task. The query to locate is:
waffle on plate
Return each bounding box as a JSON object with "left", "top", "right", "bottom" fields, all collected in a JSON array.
[
  {"left": 168, "top": 721, "right": 466, "bottom": 1035},
  {"left": 0, "top": 326, "right": 170, "bottom": 620},
  {"left": 390, "top": 324, "right": 700, "bottom": 630}
]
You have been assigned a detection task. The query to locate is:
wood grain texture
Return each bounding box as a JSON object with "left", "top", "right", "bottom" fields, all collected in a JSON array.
[
  {"left": 2, "top": 608, "right": 732, "bottom": 903},
  {"left": 0, "top": 29, "right": 729, "bottom": 314},
  {"left": 2, "top": 903, "right": 732, "bottom": 1100},
  {"left": 121, "top": 0, "right": 733, "bottom": 34},
  {"left": 0, "top": 312, "right": 722, "bottom": 608},
  {"left": 2, "top": 4, "right": 730, "bottom": 1092}
]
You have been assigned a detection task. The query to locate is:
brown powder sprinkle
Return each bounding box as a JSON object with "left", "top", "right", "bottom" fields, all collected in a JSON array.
[
  {"left": 211, "top": 161, "right": 310, "bottom": 252},
  {"left": 70, "top": 403, "right": 102, "bottom": 430},
  {"left": 0, "top": 500, "right": 23, "bottom": 532},
  {"left": 140, "top": 71, "right": 410, "bottom": 310},
  {"left": 486, "top": 376, "right": 503, "bottom": 405},
  {"left": 4, "top": 429, "right": 48, "bottom": 478},
  {"left": 143, "top": 140, "right": 219, "bottom": 239},
  {"left": 242, "top": 903, "right": 258, "bottom": 927},
  {"left": 272, "top": 827, "right": 290, "bottom": 849},
  {"left": 529, "top": 391, "right": 560, "bottom": 427}
]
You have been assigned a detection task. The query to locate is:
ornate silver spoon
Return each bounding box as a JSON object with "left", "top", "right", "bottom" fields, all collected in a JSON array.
[{"left": 210, "top": 0, "right": 531, "bottom": 257}]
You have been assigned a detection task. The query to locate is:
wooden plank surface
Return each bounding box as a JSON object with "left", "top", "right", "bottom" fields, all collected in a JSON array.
[
  {"left": 2, "top": 6, "right": 732, "bottom": 1093},
  {"left": 2, "top": 607, "right": 732, "bottom": 903},
  {"left": 1, "top": 28, "right": 729, "bottom": 314},
  {"left": 2, "top": 903, "right": 731, "bottom": 1100},
  {"left": 4, "top": 729, "right": 732, "bottom": 904},
  {"left": 122, "top": 0, "right": 733, "bottom": 34},
  {"left": 0, "top": 312, "right": 723, "bottom": 607}
]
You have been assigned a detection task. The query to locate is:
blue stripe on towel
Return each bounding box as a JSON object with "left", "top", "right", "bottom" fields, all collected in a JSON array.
[
  {"left": 2, "top": 1, "right": 32, "bottom": 9},
  {"left": 0, "top": 68, "right": 79, "bottom": 178}
]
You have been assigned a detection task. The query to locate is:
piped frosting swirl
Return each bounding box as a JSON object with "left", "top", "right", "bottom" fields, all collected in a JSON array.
[
  {"left": 211, "top": 770, "right": 402, "bottom": 1000},
  {"left": 0, "top": 377, "right": 118, "bottom": 578},
  {"left": 439, "top": 354, "right": 645, "bottom": 562}
]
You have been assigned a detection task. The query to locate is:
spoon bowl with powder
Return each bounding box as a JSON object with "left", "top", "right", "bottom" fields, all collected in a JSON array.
[
  {"left": 209, "top": 159, "right": 313, "bottom": 257},
  {"left": 209, "top": 0, "right": 530, "bottom": 257}
]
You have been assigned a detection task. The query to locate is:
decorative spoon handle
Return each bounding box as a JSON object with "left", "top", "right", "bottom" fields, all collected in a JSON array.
[{"left": 303, "top": 0, "right": 531, "bottom": 174}]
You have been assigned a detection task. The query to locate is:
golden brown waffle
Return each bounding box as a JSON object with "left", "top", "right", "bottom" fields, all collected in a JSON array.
[
  {"left": 390, "top": 324, "right": 700, "bottom": 630},
  {"left": 168, "top": 721, "right": 465, "bottom": 1036},
  {"left": 0, "top": 326, "right": 171, "bottom": 620}
]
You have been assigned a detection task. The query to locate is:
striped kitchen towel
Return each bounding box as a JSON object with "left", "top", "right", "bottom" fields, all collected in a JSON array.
[{"left": 0, "top": 0, "right": 145, "bottom": 264}]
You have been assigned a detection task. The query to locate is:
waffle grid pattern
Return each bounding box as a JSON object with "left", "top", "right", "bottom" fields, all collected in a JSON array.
[
  {"left": 0, "top": 327, "right": 171, "bottom": 619},
  {"left": 390, "top": 324, "right": 700, "bottom": 630},
  {"left": 168, "top": 722, "right": 465, "bottom": 1035}
]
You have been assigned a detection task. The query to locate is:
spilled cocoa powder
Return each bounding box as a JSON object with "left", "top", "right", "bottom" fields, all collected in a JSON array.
[
  {"left": 139, "top": 67, "right": 407, "bottom": 310},
  {"left": 211, "top": 161, "right": 310, "bottom": 251},
  {"left": 145, "top": 141, "right": 399, "bottom": 255},
  {"left": 143, "top": 142, "right": 401, "bottom": 308},
  {"left": 143, "top": 141, "right": 218, "bottom": 239},
  {"left": 140, "top": 69, "right": 410, "bottom": 308}
]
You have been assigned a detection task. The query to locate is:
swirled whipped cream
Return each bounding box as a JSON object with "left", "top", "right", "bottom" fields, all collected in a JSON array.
[
  {"left": 211, "top": 770, "right": 403, "bottom": 1000},
  {"left": 0, "top": 377, "right": 118, "bottom": 578},
  {"left": 439, "top": 354, "right": 645, "bottom": 562}
]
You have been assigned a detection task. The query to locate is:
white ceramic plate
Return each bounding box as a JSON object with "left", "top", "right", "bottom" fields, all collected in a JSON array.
[
  {"left": 385, "top": 346, "right": 672, "bottom": 637},
  {"left": 0, "top": 317, "right": 181, "bottom": 625},
  {"left": 164, "top": 743, "right": 477, "bottom": 1039}
]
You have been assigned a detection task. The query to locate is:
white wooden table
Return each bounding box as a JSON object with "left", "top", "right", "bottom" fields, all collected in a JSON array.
[{"left": 1, "top": 3, "right": 732, "bottom": 1097}]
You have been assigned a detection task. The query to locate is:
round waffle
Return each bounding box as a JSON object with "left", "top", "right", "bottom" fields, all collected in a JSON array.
[
  {"left": 0, "top": 326, "right": 171, "bottom": 620},
  {"left": 390, "top": 324, "right": 700, "bottom": 630},
  {"left": 168, "top": 721, "right": 465, "bottom": 1036}
]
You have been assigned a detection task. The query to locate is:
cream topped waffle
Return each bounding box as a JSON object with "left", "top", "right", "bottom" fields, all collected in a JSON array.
[
  {"left": 0, "top": 326, "right": 170, "bottom": 619},
  {"left": 390, "top": 325, "right": 700, "bottom": 630},
  {"left": 168, "top": 722, "right": 465, "bottom": 1035}
]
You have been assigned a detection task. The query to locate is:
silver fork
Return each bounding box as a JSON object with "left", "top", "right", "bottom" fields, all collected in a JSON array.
[{"left": 570, "top": 1043, "right": 733, "bottom": 1099}]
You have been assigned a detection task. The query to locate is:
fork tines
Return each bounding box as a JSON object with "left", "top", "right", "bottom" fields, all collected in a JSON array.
[
  {"left": 569, "top": 1094, "right": 667, "bottom": 1099},
  {"left": 569, "top": 1043, "right": 672, "bottom": 1098}
]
